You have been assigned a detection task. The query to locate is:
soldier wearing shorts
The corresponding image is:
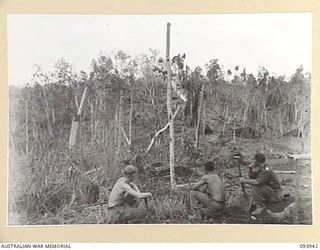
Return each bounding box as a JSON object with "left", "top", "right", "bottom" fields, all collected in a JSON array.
[{"left": 106, "top": 165, "right": 152, "bottom": 224}]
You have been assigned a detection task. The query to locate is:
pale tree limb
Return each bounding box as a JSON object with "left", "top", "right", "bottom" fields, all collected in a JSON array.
[
  {"left": 195, "top": 81, "right": 205, "bottom": 149},
  {"left": 129, "top": 93, "right": 133, "bottom": 146},
  {"left": 170, "top": 73, "right": 187, "bottom": 102},
  {"left": 69, "top": 84, "right": 90, "bottom": 149},
  {"left": 166, "top": 23, "right": 176, "bottom": 190},
  {"left": 176, "top": 182, "right": 197, "bottom": 188},
  {"left": 121, "top": 126, "right": 131, "bottom": 146},
  {"left": 145, "top": 105, "right": 180, "bottom": 153}
]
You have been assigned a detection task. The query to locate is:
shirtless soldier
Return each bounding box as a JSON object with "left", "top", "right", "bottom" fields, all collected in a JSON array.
[
  {"left": 106, "top": 165, "right": 152, "bottom": 224},
  {"left": 189, "top": 161, "right": 225, "bottom": 220}
]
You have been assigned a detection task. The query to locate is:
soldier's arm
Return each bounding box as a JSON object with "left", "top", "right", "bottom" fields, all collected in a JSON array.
[
  {"left": 241, "top": 171, "right": 269, "bottom": 186},
  {"left": 122, "top": 183, "right": 151, "bottom": 199},
  {"left": 190, "top": 176, "right": 207, "bottom": 190},
  {"left": 240, "top": 178, "right": 259, "bottom": 186},
  {"left": 129, "top": 182, "right": 140, "bottom": 192},
  {"left": 248, "top": 163, "right": 256, "bottom": 179}
]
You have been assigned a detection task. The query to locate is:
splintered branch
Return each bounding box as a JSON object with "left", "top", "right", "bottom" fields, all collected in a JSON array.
[
  {"left": 145, "top": 106, "right": 180, "bottom": 153},
  {"left": 121, "top": 126, "right": 131, "bottom": 146}
]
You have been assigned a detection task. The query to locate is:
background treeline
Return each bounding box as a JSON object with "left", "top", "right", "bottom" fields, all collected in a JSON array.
[{"left": 8, "top": 49, "right": 310, "bottom": 224}]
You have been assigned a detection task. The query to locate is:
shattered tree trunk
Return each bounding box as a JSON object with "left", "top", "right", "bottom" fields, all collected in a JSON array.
[
  {"left": 74, "top": 93, "right": 79, "bottom": 110},
  {"left": 233, "top": 120, "right": 236, "bottom": 143},
  {"left": 242, "top": 100, "right": 248, "bottom": 127},
  {"left": 202, "top": 98, "right": 206, "bottom": 146},
  {"left": 129, "top": 92, "right": 133, "bottom": 148},
  {"left": 195, "top": 81, "right": 205, "bottom": 149},
  {"left": 117, "top": 91, "right": 123, "bottom": 155},
  {"left": 52, "top": 103, "right": 56, "bottom": 125},
  {"left": 166, "top": 22, "right": 176, "bottom": 190},
  {"left": 90, "top": 100, "right": 95, "bottom": 147},
  {"left": 222, "top": 105, "right": 228, "bottom": 135},
  {"left": 68, "top": 85, "right": 89, "bottom": 149},
  {"left": 263, "top": 98, "right": 268, "bottom": 130},
  {"left": 43, "top": 97, "right": 54, "bottom": 137},
  {"left": 25, "top": 98, "right": 29, "bottom": 156},
  {"left": 9, "top": 130, "right": 17, "bottom": 155},
  {"left": 279, "top": 109, "right": 283, "bottom": 138}
]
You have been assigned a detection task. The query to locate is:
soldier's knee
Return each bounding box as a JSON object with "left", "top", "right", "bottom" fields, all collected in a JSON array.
[
  {"left": 252, "top": 185, "right": 265, "bottom": 194},
  {"left": 251, "top": 186, "right": 258, "bottom": 194},
  {"left": 190, "top": 190, "right": 198, "bottom": 197},
  {"left": 137, "top": 207, "right": 148, "bottom": 218},
  {"left": 286, "top": 202, "right": 296, "bottom": 214}
]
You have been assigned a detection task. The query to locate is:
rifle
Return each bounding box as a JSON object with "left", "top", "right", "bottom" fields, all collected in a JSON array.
[{"left": 234, "top": 155, "right": 246, "bottom": 194}]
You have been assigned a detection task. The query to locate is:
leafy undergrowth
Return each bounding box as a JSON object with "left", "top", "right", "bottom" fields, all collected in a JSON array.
[
  {"left": 10, "top": 176, "right": 312, "bottom": 225},
  {"left": 8, "top": 134, "right": 312, "bottom": 226}
]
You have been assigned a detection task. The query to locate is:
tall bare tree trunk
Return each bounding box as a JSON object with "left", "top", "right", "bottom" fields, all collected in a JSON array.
[
  {"left": 166, "top": 23, "right": 176, "bottom": 190},
  {"left": 32, "top": 117, "right": 37, "bottom": 141},
  {"left": 105, "top": 122, "right": 108, "bottom": 146},
  {"left": 90, "top": 100, "right": 94, "bottom": 147},
  {"left": 195, "top": 82, "right": 205, "bottom": 149},
  {"left": 298, "top": 105, "right": 305, "bottom": 152},
  {"left": 242, "top": 101, "right": 248, "bottom": 127},
  {"left": 181, "top": 111, "right": 186, "bottom": 149},
  {"left": 74, "top": 94, "right": 79, "bottom": 110},
  {"left": 25, "top": 100, "right": 29, "bottom": 156},
  {"left": 42, "top": 88, "right": 54, "bottom": 137},
  {"left": 44, "top": 102, "right": 54, "bottom": 137},
  {"left": 181, "top": 125, "right": 185, "bottom": 148},
  {"left": 233, "top": 120, "right": 236, "bottom": 143},
  {"left": 52, "top": 105, "right": 56, "bottom": 125},
  {"left": 279, "top": 109, "right": 283, "bottom": 138},
  {"left": 114, "top": 109, "right": 118, "bottom": 153},
  {"left": 9, "top": 130, "right": 17, "bottom": 155},
  {"left": 129, "top": 92, "right": 133, "bottom": 148},
  {"left": 260, "top": 103, "right": 264, "bottom": 124},
  {"left": 222, "top": 106, "right": 229, "bottom": 135},
  {"left": 263, "top": 99, "right": 268, "bottom": 130},
  {"left": 202, "top": 100, "right": 206, "bottom": 142},
  {"left": 117, "top": 91, "right": 123, "bottom": 155},
  {"left": 69, "top": 85, "right": 89, "bottom": 149}
]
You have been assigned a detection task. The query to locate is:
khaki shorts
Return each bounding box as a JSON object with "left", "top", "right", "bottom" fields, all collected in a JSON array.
[{"left": 106, "top": 200, "right": 148, "bottom": 224}]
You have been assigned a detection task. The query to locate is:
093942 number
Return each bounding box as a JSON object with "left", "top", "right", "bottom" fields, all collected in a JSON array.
[{"left": 300, "top": 244, "right": 319, "bottom": 249}]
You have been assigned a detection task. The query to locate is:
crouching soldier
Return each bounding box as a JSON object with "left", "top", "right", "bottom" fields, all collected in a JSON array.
[
  {"left": 266, "top": 152, "right": 311, "bottom": 222},
  {"left": 189, "top": 161, "right": 225, "bottom": 220},
  {"left": 240, "top": 152, "right": 282, "bottom": 216},
  {"left": 106, "top": 165, "right": 152, "bottom": 224}
]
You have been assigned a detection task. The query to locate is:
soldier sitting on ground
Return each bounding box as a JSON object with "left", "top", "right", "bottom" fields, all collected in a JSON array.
[
  {"left": 106, "top": 165, "right": 152, "bottom": 224},
  {"left": 188, "top": 161, "right": 226, "bottom": 221},
  {"left": 240, "top": 152, "right": 282, "bottom": 216}
]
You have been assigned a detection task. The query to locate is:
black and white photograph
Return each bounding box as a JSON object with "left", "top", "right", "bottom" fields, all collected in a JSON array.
[{"left": 7, "top": 13, "right": 312, "bottom": 226}]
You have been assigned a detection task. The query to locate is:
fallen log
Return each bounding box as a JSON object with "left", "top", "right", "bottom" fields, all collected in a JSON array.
[
  {"left": 176, "top": 183, "right": 196, "bottom": 188},
  {"left": 274, "top": 170, "right": 296, "bottom": 174}
]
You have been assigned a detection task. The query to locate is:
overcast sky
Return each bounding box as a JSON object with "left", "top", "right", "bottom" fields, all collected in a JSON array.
[{"left": 7, "top": 13, "right": 312, "bottom": 86}]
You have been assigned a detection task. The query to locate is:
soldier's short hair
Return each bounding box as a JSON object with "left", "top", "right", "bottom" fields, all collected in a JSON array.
[
  {"left": 255, "top": 153, "right": 266, "bottom": 163},
  {"left": 204, "top": 161, "right": 215, "bottom": 172},
  {"left": 124, "top": 165, "right": 137, "bottom": 175}
]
